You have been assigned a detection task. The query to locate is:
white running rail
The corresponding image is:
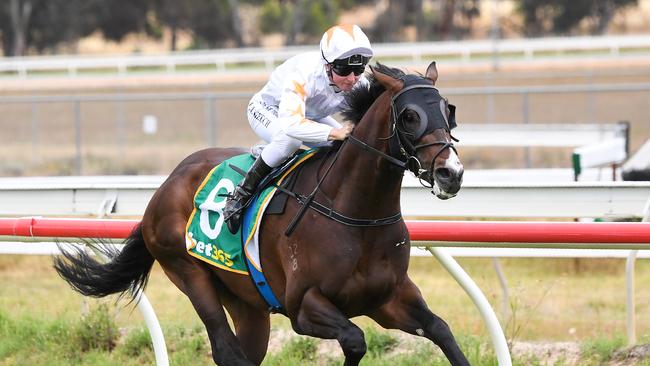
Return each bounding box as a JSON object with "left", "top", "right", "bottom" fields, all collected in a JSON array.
[{"left": 1, "top": 34, "right": 649, "bottom": 78}]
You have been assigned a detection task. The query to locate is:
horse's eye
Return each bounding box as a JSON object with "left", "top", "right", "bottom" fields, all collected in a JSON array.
[
  {"left": 401, "top": 110, "right": 420, "bottom": 132},
  {"left": 404, "top": 110, "right": 418, "bottom": 122}
]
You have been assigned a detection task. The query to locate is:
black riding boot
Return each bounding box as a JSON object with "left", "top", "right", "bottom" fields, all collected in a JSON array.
[{"left": 224, "top": 157, "right": 273, "bottom": 233}]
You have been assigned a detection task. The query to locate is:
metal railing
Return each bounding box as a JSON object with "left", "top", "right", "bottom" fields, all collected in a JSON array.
[
  {"left": 1, "top": 82, "right": 648, "bottom": 175},
  {"left": 1, "top": 34, "right": 649, "bottom": 78},
  {"left": 1, "top": 175, "right": 648, "bottom": 219}
]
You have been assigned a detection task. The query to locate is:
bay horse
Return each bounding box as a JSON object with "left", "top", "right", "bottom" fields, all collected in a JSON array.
[{"left": 54, "top": 62, "right": 468, "bottom": 365}]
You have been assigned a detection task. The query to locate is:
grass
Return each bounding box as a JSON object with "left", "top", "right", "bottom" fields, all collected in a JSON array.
[
  {"left": 263, "top": 336, "right": 320, "bottom": 365},
  {"left": 0, "top": 310, "right": 523, "bottom": 365},
  {"left": 1, "top": 310, "right": 641, "bottom": 365},
  {"left": 0, "top": 307, "right": 205, "bottom": 366},
  {"left": 365, "top": 327, "right": 399, "bottom": 358},
  {"left": 1, "top": 255, "right": 650, "bottom": 364},
  {"left": 580, "top": 336, "right": 627, "bottom": 364}
]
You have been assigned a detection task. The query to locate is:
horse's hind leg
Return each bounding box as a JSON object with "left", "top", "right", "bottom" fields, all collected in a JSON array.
[
  {"left": 368, "top": 278, "right": 470, "bottom": 366},
  {"left": 220, "top": 289, "right": 271, "bottom": 365},
  {"left": 160, "top": 261, "right": 255, "bottom": 366},
  {"left": 291, "top": 287, "right": 366, "bottom": 366}
]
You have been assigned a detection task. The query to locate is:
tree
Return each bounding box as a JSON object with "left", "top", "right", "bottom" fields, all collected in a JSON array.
[
  {"left": 0, "top": 3, "right": 14, "bottom": 55},
  {"left": 88, "top": 0, "right": 152, "bottom": 42},
  {"left": 226, "top": 0, "right": 244, "bottom": 47},
  {"left": 0, "top": 0, "right": 155, "bottom": 56},
  {"left": 373, "top": 0, "right": 405, "bottom": 42},
  {"left": 153, "top": 0, "right": 191, "bottom": 51},
  {"left": 457, "top": 0, "right": 480, "bottom": 38},
  {"left": 516, "top": 0, "right": 638, "bottom": 37},
  {"left": 3, "top": 0, "right": 34, "bottom": 56},
  {"left": 186, "top": 0, "right": 240, "bottom": 48},
  {"left": 299, "top": 0, "right": 340, "bottom": 43},
  {"left": 285, "top": 0, "right": 308, "bottom": 45},
  {"left": 1, "top": 0, "right": 98, "bottom": 56},
  {"left": 28, "top": 0, "right": 98, "bottom": 53},
  {"left": 258, "top": 0, "right": 285, "bottom": 35},
  {"left": 371, "top": 0, "right": 479, "bottom": 42},
  {"left": 258, "top": 0, "right": 343, "bottom": 45}
]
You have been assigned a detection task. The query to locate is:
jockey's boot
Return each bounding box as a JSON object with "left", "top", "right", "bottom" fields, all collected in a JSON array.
[{"left": 224, "top": 156, "right": 273, "bottom": 234}]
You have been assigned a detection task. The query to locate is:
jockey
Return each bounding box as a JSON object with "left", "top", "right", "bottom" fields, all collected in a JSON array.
[{"left": 224, "top": 24, "right": 374, "bottom": 233}]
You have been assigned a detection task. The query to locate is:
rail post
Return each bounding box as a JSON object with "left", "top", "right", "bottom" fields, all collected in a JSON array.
[{"left": 428, "top": 247, "right": 512, "bottom": 366}]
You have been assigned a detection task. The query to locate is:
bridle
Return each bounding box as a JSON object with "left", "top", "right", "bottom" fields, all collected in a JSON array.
[{"left": 348, "top": 76, "right": 458, "bottom": 186}]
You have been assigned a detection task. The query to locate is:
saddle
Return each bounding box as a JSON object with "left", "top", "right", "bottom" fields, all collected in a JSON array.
[{"left": 227, "top": 148, "right": 310, "bottom": 216}]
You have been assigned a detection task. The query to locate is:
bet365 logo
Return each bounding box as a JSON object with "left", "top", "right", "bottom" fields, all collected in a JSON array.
[{"left": 199, "top": 178, "right": 235, "bottom": 239}]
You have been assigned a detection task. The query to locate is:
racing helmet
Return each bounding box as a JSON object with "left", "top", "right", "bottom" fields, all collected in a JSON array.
[{"left": 320, "top": 24, "right": 373, "bottom": 65}]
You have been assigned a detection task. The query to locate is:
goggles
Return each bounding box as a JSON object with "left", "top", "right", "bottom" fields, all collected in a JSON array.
[
  {"left": 330, "top": 54, "right": 369, "bottom": 77},
  {"left": 331, "top": 64, "right": 366, "bottom": 77}
]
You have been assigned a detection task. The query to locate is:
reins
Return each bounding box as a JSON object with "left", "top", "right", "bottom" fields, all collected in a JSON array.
[
  {"left": 347, "top": 135, "right": 408, "bottom": 170},
  {"left": 283, "top": 141, "right": 345, "bottom": 235}
]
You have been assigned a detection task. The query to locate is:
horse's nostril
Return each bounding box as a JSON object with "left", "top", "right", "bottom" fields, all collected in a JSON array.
[{"left": 435, "top": 168, "right": 451, "bottom": 180}]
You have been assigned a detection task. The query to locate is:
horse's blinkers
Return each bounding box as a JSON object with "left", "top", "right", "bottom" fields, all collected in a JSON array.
[
  {"left": 390, "top": 75, "right": 458, "bottom": 177},
  {"left": 392, "top": 76, "right": 456, "bottom": 142}
]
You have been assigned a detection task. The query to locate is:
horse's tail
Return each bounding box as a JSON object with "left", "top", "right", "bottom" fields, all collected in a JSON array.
[{"left": 53, "top": 223, "right": 154, "bottom": 302}]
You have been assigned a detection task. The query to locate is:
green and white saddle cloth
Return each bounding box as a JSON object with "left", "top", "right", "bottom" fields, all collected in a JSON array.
[{"left": 185, "top": 150, "right": 317, "bottom": 274}]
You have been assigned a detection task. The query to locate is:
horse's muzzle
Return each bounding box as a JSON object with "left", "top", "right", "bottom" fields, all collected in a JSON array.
[{"left": 431, "top": 165, "right": 464, "bottom": 200}]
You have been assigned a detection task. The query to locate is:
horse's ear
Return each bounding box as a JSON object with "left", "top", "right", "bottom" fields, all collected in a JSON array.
[
  {"left": 370, "top": 65, "right": 403, "bottom": 94},
  {"left": 425, "top": 61, "right": 438, "bottom": 85}
]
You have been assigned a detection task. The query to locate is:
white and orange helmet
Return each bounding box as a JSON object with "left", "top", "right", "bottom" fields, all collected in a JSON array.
[{"left": 320, "top": 24, "right": 373, "bottom": 65}]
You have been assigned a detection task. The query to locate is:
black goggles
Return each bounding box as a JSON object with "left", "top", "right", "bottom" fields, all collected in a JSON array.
[
  {"left": 330, "top": 54, "right": 369, "bottom": 76},
  {"left": 331, "top": 63, "right": 366, "bottom": 76}
]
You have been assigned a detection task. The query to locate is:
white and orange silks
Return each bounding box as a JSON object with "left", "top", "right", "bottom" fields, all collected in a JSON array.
[
  {"left": 247, "top": 24, "right": 373, "bottom": 167},
  {"left": 248, "top": 52, "right": 367, "bottom": 167}
]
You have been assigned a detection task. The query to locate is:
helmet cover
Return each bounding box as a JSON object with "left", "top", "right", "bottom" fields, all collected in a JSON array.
[{"left": 320, "top": 24, "right": 373, "bottom": 64}]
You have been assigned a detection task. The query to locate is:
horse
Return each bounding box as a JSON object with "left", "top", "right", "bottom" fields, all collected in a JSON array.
[{"left": 54, "top": 61, "right": 467, "bottom": 365}]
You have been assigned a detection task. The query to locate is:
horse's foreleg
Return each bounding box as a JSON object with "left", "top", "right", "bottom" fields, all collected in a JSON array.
[
  {"left": 291, "top": 287, "right": 366, "bottom": 366},
  {"left": 161, "top": 262, "right": 255, "bottom": 366},
  {"left": 368, "top": 278, "right": 470, "bottom": 366}
]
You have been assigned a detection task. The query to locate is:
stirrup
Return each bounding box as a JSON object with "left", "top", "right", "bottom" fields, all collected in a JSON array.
[
  {"left": 224, "top": 156, "right": 272, "bottom": 233},
  {"left": 223, "top": 206, "right": 239, "bottom": 221},
  {"left": 225, "top": 208, "right": 243, "bottom": 233},
  {"left": 224, "top": 193, "right": 249, "bottom": 233}
]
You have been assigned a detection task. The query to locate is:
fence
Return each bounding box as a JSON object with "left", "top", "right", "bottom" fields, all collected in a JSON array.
[
  {"left": 453, "top": 122, "right": 629, "bottom": 179},
  {"left": 1, "top": 176, "right": 649, "bottom": 219},
  {"left": 1, "top": 82, "right": 649, "bottom": 175},
  {"left": 2, "top": 217, "right": 650, "bottom": 366},
  {"left": 1, "top": 34, "right": 649, "bottom": 78}
]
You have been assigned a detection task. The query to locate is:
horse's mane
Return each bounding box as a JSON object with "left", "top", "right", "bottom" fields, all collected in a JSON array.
[{"left": 341, "top": 63, "right": 406, "bottom": 125}]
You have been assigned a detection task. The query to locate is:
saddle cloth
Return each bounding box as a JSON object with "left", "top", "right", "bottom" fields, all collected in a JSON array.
[{"left": 185, "top": 150, "right": 317, "bottom": 274}]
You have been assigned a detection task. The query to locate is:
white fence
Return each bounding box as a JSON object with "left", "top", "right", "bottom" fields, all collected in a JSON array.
[
  {"left": 0, "top": 175, "right": 649, "bottom": 219},
  {"left": 455, "top": 123, "right": 627, "bottom": 148},
  {"left": 453, "top": 122, "right": 629, "bottom": 179},
  {"left": 1, "top": 34, "right": 649, "bottom": 78}
]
